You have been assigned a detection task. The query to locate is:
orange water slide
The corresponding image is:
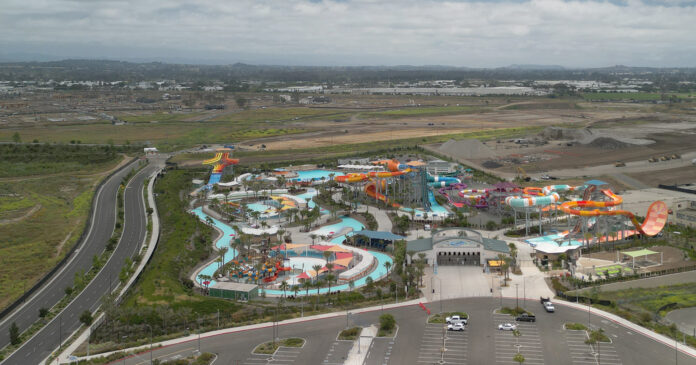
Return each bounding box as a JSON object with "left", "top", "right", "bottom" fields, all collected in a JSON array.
[
  {"left": 559, "top": 190, "right": 668, "bottom": 236},
  {"left": 365, "top": 180, "right": 400, "bottom": 207}
]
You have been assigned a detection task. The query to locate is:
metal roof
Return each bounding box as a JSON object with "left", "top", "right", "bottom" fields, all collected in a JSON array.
[{"left": 353, "top": 230, "right": 406, "bottom": 241}]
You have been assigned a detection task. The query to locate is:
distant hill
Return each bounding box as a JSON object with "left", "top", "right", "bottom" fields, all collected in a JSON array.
[{"left": 504, "top": 64, "right": 565, "bottom": 70}]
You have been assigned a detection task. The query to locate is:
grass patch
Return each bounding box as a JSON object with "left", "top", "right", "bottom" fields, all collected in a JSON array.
[
  {"left": 377, "top": 313, "right": 397, "bottom": 337},
  {"left": 499, "top": 307, "right": 532, "bottom": 316},
  {"left": 428, "top": 312, "right": 468, "bottom": 324},
  {"left": 565, "top": 323, "right": 587, "bottom": 331},
  {"left": 581, "top": 92, "right": 694, "bottom": 101},
  {"left": 594, "top": 282, "right": 696, "bottom": 316},
  {"left": 360, "top": 105, "right": 483, "bottom": 118},
  {"left": 502, "top": 102, "right": 580, "bottom": 110},
  {"left": 585, "top": 329, "right": 611, "bottom": 344},
  {"left": 212, "top": 107, "right": 353, "bottom": 123},
  {"left": 253, "top": 338, "right": 304, "bottom": 354},
  {"left": 339, "top": 327, "right": 362, "bottom": 340}
]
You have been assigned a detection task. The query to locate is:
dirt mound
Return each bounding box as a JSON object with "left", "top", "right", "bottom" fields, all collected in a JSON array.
[
  {"left": 482, "top": 160, "right": 503, "bottom": 169},
  {"left": 583, "top": 137, "right": 632, "bottom": 150},
  {"left": 541, "top": 127, "right": 592, "bottom": 141},
  {"left": 439, "top": 138, "right": 496, "bottom": 160}
]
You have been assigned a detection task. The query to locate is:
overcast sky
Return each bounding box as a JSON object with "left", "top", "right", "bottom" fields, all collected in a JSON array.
[{"left": 1, "top": 0, "right": 695, "bottom": 67}]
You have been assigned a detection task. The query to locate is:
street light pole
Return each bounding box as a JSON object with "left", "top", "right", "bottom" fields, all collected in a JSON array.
[{"left": 515, "top": 284, "right": 519, "bottom": 310}]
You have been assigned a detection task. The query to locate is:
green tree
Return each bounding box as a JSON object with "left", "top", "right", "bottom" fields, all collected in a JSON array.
[
  {"left": 38, "top": 307, "right": 49, "bottom": 318},
  {"left": 12, "top": 132, "right": 21, "bottom": 143},
  {"left": 513, "top": 353, "right": 525, "bottom": 364},
  {"left": 9, "top": 322, "right": 20, "bottom": 345},
  {"left": 79, "top": 310, "right": 93, "bottom": 326}
]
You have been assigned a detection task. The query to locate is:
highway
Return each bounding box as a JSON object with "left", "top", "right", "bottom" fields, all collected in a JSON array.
[
  {"left": 0, "top": 156, "right": 163, "bottom": 365},
  {"left": 112, "top": 298, "right": 695, "bottom": 365}
]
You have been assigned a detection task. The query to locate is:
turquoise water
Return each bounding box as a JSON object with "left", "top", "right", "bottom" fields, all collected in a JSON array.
[
  {"left": 295, "top": 189, "right": 320, "bottom": 210},
  {"left": 526, "top": 233, "right": 583, "bottom": 247},
  {"left": 399, "top": 191, "right": 451, "bottom": 218},
  {"left": 311, "top": 217, "right": 364, "bottom": 237},
  {"left": 264, "top": 250, "right": 393, "bottom": 295},
  {"left": 294, "top": 170, "right": 339, "bottom": 182},
  {"left": 247, "top": 203, "right": 275, "bottom": 213},
  {"left": 191, "top": 207, "right": 238, "bottom": 286}
]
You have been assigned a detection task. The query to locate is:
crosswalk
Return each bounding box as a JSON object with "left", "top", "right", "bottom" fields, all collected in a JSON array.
[
  {"left": 243, "top": 346, "right": 302, "bottom": 365},
  {"left": 321, "top": 339, "right": 354, "bottom": 365},
  {"left": 417, "top": 323, "right": 469, "bottom": 364},
  {"left": 565, "top": 328, "right": 622, "bottom": 365},
  {"left": 493, "top": 313, "right": 545, "bottom": 364}
]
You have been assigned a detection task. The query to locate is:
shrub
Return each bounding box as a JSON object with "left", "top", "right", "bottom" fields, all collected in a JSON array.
[
  {"left": 379, "top": 314, "right": 396, "bottom": 332},
  {"left": 565, "top": 323, "right": 587, "bottom": 331}
]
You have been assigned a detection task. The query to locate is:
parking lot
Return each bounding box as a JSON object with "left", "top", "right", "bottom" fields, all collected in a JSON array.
[
  {"left": 415, "top": 322, "right": 469, "bottom": 364},
  {"left": 243, "top": 345, "right": 303, "bottom": 365},
  {"left": 120, "top": 298, "right": 692, "bottom": 365},
  {"left": 493, "top": 312, "right": 545, "bottom": 364},
  {"left": 565, "top": 326, "right": 622, "bottom": 365}
]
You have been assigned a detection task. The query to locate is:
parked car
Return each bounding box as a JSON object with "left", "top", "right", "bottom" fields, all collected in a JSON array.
[
  {"left": 516, "top": 313, "right": 536, "bottom": 322},
  {"left": 446, "top": 315, "right": 467, "bottom": 325},
  {"left": 540, "top": 297, "right": 555, "bottom": 312},
  {"left": 447, "top": 323, "right": 465, "bottom": 331},
  {"left": 424, "top": 224, "right": 431, "bottom": 231},
  {"left": 498, "top": 323, "right": 517, "bottom": 331}
]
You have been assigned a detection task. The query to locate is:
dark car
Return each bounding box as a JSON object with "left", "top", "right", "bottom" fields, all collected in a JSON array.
[{"left": 516, "top": 313, "right": 536, "bottom": 322}]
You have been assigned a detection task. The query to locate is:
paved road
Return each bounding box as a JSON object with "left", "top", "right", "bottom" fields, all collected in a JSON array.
[
  {"left": 1, "top": 157, "right": 163, "bottom": 365},
  {"left": 110, "top": 297, "right": 694, "bottom": 365}
]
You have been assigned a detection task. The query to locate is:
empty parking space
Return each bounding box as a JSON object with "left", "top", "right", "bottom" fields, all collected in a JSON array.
[
  {"left": 243, "top": 346, "right": 302, "bottom": 365},
  {"left": 364, "top": 337, "right": 395, "bottom": 365},
  {"left": 321, "top": 340, "right": 354, "bottom": 365},
  {"left": 493, "top": 313, "right": 545, "bottom": 364},
  {"left": 565, "top": 328, "right": 622, "bottom": 365},
  {"left": 417, "top": 323, "right": 469, "bottom": 364}
]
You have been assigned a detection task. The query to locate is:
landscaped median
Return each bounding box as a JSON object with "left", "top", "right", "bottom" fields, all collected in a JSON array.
[
  {"left": 252, "top": 338, "right": 305, "bottom": 355},
  {"left": 428, "top": 311, "right": 468, "bottom": 324}
]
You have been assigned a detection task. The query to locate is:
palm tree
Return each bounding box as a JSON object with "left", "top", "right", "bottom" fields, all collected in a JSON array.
[
  {"left": 219, "top": 247, "right": 229, "bottom": 275},
  {"left": 323, "top": 250, "right": 332, "bottom": 264},
  {"left": 348, "top": 280, "right": 355, "bottom": 292},
  {"left": 310, "top": 234, "right": 317, "bottom": 244},
  {"left": 312, "top": 264, "right": 322, "bottom": 284},
  {"left": 407, "top": 250, "right": 416, "bottom": 266},
  {"left": 302, "top": 279, "right": 312, "bottom": 296},
  {"left": 292, "top": 284, "right": 300, "bottom": 299},
  {"left": 384, "top": 261, "right": 392, "bottom": 281},
  {"left": 280, "top": 280, "right": 289, "bottom": 299},
  {"left": 325, "top": 274, "right": 335, "bottom": 296}
]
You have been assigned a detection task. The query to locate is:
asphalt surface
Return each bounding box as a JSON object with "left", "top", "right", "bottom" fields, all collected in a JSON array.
[
  {"left": 112, "top": 297, "right": 695, "bottom": 365},
  {"left": 0, "top": 157, "right": 163, "bottom": 365}
]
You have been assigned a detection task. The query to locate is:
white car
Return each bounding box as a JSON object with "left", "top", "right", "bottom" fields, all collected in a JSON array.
[
  {"left": 543, "top": 301, "right": 555, "bottom": 312},
  {"left": 446, "top": 315, "right": 467, "bottom": 325},
  {"left": 447, "top": 323, "right": 465, "bottom": 331},
  {"left": 498, "top": 323, "right": 517, "bottom": 331}
]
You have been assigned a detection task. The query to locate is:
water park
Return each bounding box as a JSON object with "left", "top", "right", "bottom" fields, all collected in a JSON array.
[{"left": 189, "top": 147, "right": 674, "bottom": 299}]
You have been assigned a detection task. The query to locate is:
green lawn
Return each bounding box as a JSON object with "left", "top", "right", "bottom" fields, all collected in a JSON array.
[
  {"left": 211, "top": 107, "right": 354, "bottom": 123},
  {"left": 360, "top": 105, "right": 483, "bottom": 119},
  {"left": 597, "top": 282, "right": 696, "bottom": 315},
  {"left": 581, "top": 92, "right": 695, "bottom": 101}
]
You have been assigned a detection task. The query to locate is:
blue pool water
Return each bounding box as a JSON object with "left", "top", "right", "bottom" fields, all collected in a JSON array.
[
  {"left": 294, "top": 170, "right": 340, "bottom": 182},
  {"left": 192, "top": 207, "right": 238, "bottom": 286},
  {"left": 311, "top": 217, "right": 364, "bottom": 237},
  {"left": 247, "top": 203, "right": 275, "bottom": 213},
  {"left": 526, "top": 233, "right": 583, "bottom": 247},
  {"left": 264, "top": 250, "right": 393, "bottom": 295},
  {"left": 400, "top": 191, "right": 451, "bottom": 218}
]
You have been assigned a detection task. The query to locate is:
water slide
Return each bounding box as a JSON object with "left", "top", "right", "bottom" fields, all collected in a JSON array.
[
  {"left": 427, "top": 174, "right": 461, "bottom": 188},
  {"left": 335, "top": 159, "right": 411, "bottom": 206},
  {"left": 202, "top": 150, "right": 239, "bottom": 186},
  {"left": 560, "top": 190, "right": 668, "bottom": 237},
  {"left": 505, "top": 185, "right": 584, "bottom": 209},
  {"left": 459, "top": 188, "right": 493, "bottom": 208},
  {"left": 437, "top": 183, "right": 468, "bottom": 208}
]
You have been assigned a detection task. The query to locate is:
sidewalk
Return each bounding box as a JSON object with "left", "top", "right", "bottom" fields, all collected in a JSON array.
[{"left": 70, "top": 298, "right": 424, "bottom": 362}]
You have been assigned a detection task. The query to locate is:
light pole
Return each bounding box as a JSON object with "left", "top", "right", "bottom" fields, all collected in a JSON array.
[
  {"left": 515, "top": 284, "right": 519, "bottom": 310},
  {"left": 145, "top": 324, "right": 153, "bottom": 365}
]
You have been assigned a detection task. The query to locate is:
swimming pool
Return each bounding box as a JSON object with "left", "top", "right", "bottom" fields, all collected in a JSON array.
[
  {"left": 311, "top": 217, "right": 364, "bottom": 237},
  {"left": 526, "top": 233, "right": 583, "bottom": 247},
  {"left": 191, "top": 207, "right": 238, "bottom": 286},
  {"left": 247, "top": 203, "right": 275, "bottom": 213},
  {"left": 293, "top": 170, "right": 340, "bottom": 182},
  {"left": 264, "top": 250, "right": 393, "bottom": 295}
]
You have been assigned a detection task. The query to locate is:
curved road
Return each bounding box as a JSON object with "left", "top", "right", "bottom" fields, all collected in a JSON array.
[{"left": 0, "top": 157, "right": 163, "bottom": 365}]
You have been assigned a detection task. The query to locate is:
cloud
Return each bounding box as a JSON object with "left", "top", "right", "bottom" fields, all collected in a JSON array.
[{"left": 1, "top": 0, "right": 694, "bottom": 66}]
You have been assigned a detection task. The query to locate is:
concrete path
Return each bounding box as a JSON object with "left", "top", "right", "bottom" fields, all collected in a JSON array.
[{"left": 343, "top": 325, "right": 377, "bottom": 365}]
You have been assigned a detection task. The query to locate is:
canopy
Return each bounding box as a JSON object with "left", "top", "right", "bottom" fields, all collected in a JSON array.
[
  {"left": 622, "top": 249, "right": 659, "bottom": 258},
  {"left": 296, "top": 272, "right": 311, "bottom": 280},
  {"left": 487, "top": 260, "right": 504, "bottom": 267},
  {"left": 332, "top": 256, "right": 353, "bottom": 267},
  {"left": 326, "top": 245, "right": 351, "bottom": 253}
]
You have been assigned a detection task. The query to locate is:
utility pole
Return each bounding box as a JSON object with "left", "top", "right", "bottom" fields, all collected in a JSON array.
[
  {"left": 59, "top": 315, "right": 62, "bottom": 351},
  {"left": 515, "top": 284, "right": 519, "bottom": 310}
]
